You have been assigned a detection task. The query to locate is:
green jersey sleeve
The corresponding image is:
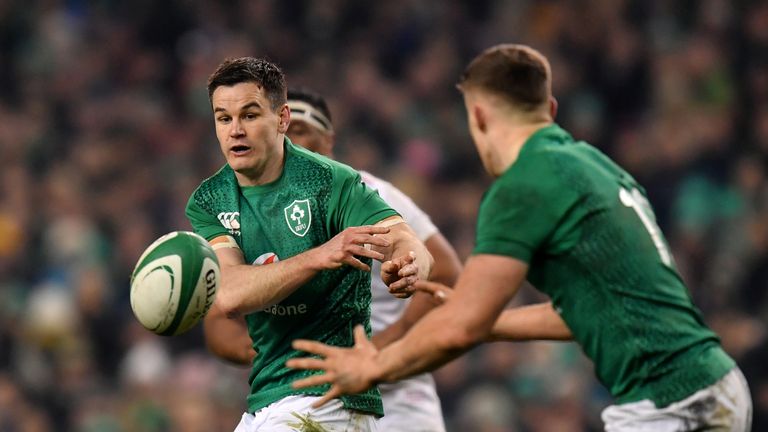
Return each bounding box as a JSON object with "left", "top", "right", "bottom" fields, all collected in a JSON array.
[
  {"left": 473, "top": 150, "right": 581, "bottom": 262},
  {"left": 185, "top": 191, "right": 229, "bottom": 241},
  {"left": 327, "top": 164, "right": 399, "bottom": 231}
]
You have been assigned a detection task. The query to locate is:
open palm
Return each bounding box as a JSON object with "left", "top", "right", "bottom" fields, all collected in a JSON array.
[{"left": 287, "top": 325, "right": 381, "bottom": 408}]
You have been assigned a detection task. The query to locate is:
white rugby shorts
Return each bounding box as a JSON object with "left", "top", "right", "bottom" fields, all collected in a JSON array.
[
  {"left": 602, "top": 367, "right": 752, "bottom": 431},
  {"left": 234, "top": 395, "right": 379, "bottom": 432},
  {"left": 377, "top": 374, "right": 446, "bottom": 432}
]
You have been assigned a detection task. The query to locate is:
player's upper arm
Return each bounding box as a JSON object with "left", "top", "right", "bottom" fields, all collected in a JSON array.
[
  {"left": 328, "top": 166, "right": 399, "bottom": 231},
  {"left": 209, "top": 235, "right": 245, "bottom": 267},
  {"left": 473, "top": 155, "right": 581, "bottom": 262}
]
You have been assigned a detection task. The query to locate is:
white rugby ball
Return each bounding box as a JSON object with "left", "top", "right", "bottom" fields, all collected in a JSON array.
[{"left": 130, "top": 231, "right": 219, "bottom": 336}]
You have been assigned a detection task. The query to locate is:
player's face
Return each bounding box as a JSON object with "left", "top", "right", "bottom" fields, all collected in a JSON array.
[
  {"left": 211, "top": 82, "right": 289, "bottom": 185},
  {"left": 287, "top": 120, "right": 333, "bottom": 157}
]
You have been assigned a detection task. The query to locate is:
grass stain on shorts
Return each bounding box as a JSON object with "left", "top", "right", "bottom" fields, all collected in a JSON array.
[{"left": 287, "top": 412, "right": 330, "bottom": 432}]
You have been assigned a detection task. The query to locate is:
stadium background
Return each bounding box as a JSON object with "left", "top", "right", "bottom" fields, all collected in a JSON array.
[{"left": 1, "top": 1, "right": 767, "bottom": 430}]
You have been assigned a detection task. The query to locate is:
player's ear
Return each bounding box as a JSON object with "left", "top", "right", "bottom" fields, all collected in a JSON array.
[
  {"left": 278, "top": 104, "right": 290, "bottom": 133},
  {"left": 473, "top": 104, "right": 487, "bottom": 134},
  {"left": 549, "top": 96, "right": 558, "bottom": 120}
]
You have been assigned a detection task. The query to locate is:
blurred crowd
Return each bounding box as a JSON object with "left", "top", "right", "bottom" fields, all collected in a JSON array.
[{"left": 0, "top": 1, "right": 767, "bottom": 431}]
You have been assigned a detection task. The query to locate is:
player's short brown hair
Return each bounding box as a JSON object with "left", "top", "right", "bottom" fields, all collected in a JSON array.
[
  {"left": 458, "top": 44, "right": 551, "bottom": 112},
  {"left": 207, "top": 57, "right": 287, "bottom": 111}
]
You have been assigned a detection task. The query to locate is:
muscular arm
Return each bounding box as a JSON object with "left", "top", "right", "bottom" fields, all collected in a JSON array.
[
  {"left": 374, "top": 255, "right": 526, "bottom": 381},
  {"left": 213, "top": 246, "right": 318, "bottom": 318},
  {"left": 214, "top": 226, "right": 391, "bottom": 318},
  {"left": 203, "top": 302, "right": 256, "bottom": 366},
  {"left": 203, "top": 242, "right": 319, "bottom": 361},
  {"left": 203, "top": 217, "right": 428, "bottom": 362},
  {"left": 416, "top": 283, "right": 572, "bottom": 342},
  {"left": 288, "top": 254, "right": 529, "bottom": 405},
  {"left": 372, "top": 233, "right": 461, "bottom": 348},
  {"left": 490, "top": 302, "right": 572, "bottom": 341}
]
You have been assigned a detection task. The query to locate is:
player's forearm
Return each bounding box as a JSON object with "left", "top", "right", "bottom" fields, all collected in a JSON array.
[
  {"left": 205, "top": 326, "right": 256, "bottom": 366},
  {"left": 216, "top": 251, "right": 321, "bottom": 317},
  {"left": 203, "top": 305, "right": 256, "bottom": 366},
  {"left": 489, "top": 302, "right": 573, "bottom": 341},
  {"left": 374, "top": 300, "right": 489, "bottom": 383}
]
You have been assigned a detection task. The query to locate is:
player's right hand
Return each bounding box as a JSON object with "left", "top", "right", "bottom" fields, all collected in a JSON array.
[
  {"left": 413, "top": 280, "right": 453, "bottom": 305},
  {"left": 288, "top": 325, "right": 381, "bottom": 408},
  {"left": 310, "top": 225, "right": 391, "bottom": 272}
]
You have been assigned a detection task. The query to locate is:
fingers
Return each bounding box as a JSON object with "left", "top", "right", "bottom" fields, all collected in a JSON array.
[
  {"left": 381, "top": 252, "right": 420, "bottom": 298},
  {"left": 311, "top": 387, "right": 342, "bottom": 408},
  {"left": 341, "top": 256, "right": 371, "bottom": 272},
  {"left": 356, "top": 234, "right": 390, "bottom": 249},
  {"left": 353, "top": 325, "right": 368, "bottom": 346},
  {"left": 388, "top": 275, "right": 418, "bottom": 296},
  {"left": 292, "top": 339, "right": 336, "bottom": 357},
  {"left": 398, "top": 262, "right": 418, "bottom": 278},
  {"left": 381, "top": 260, "right": 398, "bottom": 274},
  {"left": 323, "top": 229, "right": 390, "bottom": 271},
  {"left": 291, "top": 373, "right": 333, "bottom": 389},
  {"left": 350, "top": 225, "right": 391, "bottom": 235},
  {"left": 381, "top": 251, "right": 416, "bottom": 276},
  {"left": 413, "top": 280, "right": 440, "bottom": 294},
  {"left": 285, "top": 357, "right": 326, "bottom": 371},
  {"left": 413, "top": 280, "right": 451, "bottom": 302},
  {"left": 346, "top": 245, "right": 386, "bottom": 262},
  {"left": 393, "top": 251, "right": 415, "bottom": 268}
]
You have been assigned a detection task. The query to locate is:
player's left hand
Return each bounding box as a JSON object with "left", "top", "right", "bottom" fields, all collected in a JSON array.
[
  {"left": 382, "top": 251, "right": 419, "bottom": 298},
  {"left": 287, "top": 325, "right": 380, "bottom": 408}
]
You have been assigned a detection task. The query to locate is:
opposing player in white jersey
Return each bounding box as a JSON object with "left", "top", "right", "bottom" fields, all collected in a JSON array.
[
  {"left": 202, "top": 87, "right": 462, "bottom": 431},
  {"left": 359, "top": 172, "right": 455, "bottom": 431}
]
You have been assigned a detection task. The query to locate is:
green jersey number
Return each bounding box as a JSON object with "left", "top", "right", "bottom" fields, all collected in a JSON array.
[{"left": 619, "top": 187, "right": 673, "bottom": 267}]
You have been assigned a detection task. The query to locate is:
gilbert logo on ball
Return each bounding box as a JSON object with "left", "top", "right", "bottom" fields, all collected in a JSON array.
[{"left": 130, "top": 231, "right": 219, "bottom": 336}]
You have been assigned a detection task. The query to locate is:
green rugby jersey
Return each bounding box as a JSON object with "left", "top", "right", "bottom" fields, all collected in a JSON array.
[
  {"left": 186, "top": 138, "right": 397, "bottom": 416},
  {"left": 474, "top": 124, "right": 734, "bottom": 407}
]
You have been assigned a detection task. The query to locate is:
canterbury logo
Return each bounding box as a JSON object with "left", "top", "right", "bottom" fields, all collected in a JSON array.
[{"left": 217, "top": 212, "right": 241, "bottom": 236}]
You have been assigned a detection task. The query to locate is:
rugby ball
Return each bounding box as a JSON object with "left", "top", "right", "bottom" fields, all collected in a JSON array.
[{"left": 130, "top": 231, "right": 219, "bottom": 336}]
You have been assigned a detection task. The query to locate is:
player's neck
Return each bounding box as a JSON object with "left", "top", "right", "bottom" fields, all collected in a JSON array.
[{"left": 491, "top": 120, "right": 552, "bottom": 175}]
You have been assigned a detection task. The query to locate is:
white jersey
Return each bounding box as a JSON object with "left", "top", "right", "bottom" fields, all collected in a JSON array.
[
  {"left": 360, "top": 171, "right": 439, "bottom": 333},
  {"left": 360, "top": 171, "right": 446, "bottom": 432}
]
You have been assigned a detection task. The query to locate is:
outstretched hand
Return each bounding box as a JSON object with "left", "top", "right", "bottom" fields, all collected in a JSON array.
[
  {"left": 382, "top": 251, "right": 419, "bottom": 298},
  {"left": 310, "top": 225, "right": 391, "bottom": 272},
  {"left": 287, "top": 325, "right": 381, "bottom": 408}
]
